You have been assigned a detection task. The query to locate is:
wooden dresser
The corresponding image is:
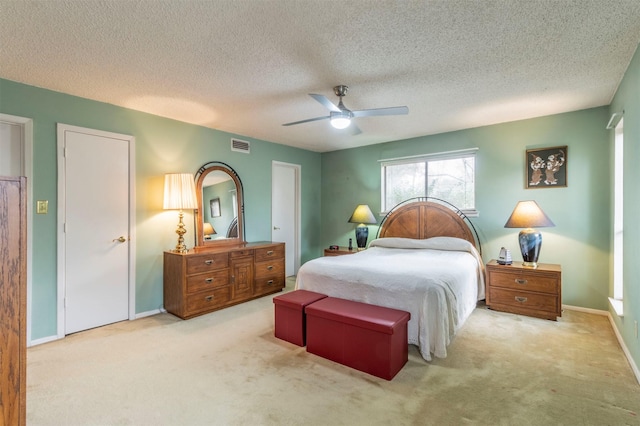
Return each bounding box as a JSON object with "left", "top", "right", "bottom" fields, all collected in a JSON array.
[
  {"left": 485, "top": 260, "right": 562, "bottom": 320},
  {"left": 1, "top": 176, "right": 27, "bottom": 425},
  {"left": 163, "top": 242, "right": 285, "bottom": 319}
]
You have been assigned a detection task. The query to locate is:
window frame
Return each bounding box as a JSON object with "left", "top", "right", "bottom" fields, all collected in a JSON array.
[{"left": 379, "top": 148, "right": 478, "bottom": 216}]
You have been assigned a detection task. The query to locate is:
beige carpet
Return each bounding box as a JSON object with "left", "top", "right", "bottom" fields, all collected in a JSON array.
[{"left": 27, "top": 279, "right": 640, "bottom": 425}]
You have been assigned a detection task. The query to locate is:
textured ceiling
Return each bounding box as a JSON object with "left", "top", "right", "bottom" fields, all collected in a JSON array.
[{"left": 1, "top": 1, "right": 639, "bottom": 152}]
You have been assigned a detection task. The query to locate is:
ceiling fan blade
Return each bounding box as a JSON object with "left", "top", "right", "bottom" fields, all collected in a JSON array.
[
  {"left": 282, "top": 115, "right": 330, "bottom": 126},
  {"left": 309, "top": 94, "right": 341, "bottom": 112},
  {"left": 351, "top": 106, "right": 409, "bottom": 118}
]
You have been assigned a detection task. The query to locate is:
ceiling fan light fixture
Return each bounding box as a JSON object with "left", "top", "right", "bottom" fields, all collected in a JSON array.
[{"left": 330, "top": 111, "right": 351, "bottom": 129}]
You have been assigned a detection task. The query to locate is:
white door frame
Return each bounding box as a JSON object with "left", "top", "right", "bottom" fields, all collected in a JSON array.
[
  {"left": 272, "top": 161, "right": 301, "bottom": 275},
  {"left": 56, "top": 124, "right": 136, "bottom": 338},
  {"left": 0, "top": 114, "right": 33, "bottom": 345}
]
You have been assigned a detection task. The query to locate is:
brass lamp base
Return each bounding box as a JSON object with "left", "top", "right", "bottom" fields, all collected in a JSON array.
[
  {"left": 173, "top": 210, "right": 189, "bottom": 253},
  {"left": 522, "top": 261, "right": 538, "bottom": 269}
]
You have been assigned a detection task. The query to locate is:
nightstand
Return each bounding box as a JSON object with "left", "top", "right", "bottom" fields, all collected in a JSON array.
[
  {"left": 324, "top": 246, "right": 358, "bottom": 256},
  {"left": 485, "top": 260, "right": 562, "bottom": 320}
]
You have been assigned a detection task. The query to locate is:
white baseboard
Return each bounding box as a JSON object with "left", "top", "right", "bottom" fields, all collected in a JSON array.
[
  {"left": 29, "top": 309, "right": 166, "bottom": 347},
  {"left": 563, "top": 304, "right": 640, "bottom": 385},
  {"left": 135, "top": 307, "right": 166, "bottom": 319},
  {"left": 28, "top": 334, "right": 61, "bottom": 347}
]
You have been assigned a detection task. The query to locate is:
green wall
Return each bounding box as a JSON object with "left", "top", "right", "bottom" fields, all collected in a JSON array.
[
  {"left": 321, "top": 107, "right": 611, "bottom": 312},
  {"left": 609, "top": 43, "right": 640, "bottom": 370},
  {"left": 0, "top": 78, "right": 322, "bottom": 341}
]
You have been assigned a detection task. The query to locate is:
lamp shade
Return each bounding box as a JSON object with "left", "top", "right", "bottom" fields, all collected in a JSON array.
[
  {"left": 163, "top": 173, "right": 197, "bottom": 210},
  {"left": 348, "top": 204, "right": 377, "bottom": 225},
  {"left": 504, "top": 200, "right": 554, "bottom": 229},
  {"left": 203, "top": 222, "right": 216, "bottom": 235}
]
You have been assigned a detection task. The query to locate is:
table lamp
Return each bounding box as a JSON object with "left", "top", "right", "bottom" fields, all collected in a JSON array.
[
  {"left": 163, "top": 173, "right": 198, "bottom": 253},
  {"left": 504, "top": 200, "right": 554, "bottom": 268},
  {"left": 348, "top": 204, "right": 377, "bottom": 250}
]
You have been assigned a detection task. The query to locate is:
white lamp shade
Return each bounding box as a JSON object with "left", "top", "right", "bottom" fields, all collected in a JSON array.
[
  {"left": 348, "top": 204, "right": 377, "bottom": 225},
  {"left": 163, "top": 173, "right": 197, "bottom": 210},
  {"left": 203, "top": 222, "right": 216, "bottom": 235},
  {"left": 504, "top": 200, "right": 554, "bottom": 229}
]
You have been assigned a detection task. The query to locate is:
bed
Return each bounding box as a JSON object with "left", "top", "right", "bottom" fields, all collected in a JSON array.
[{"left": 295, "top": 198, "right": 485, "bottom": 361}]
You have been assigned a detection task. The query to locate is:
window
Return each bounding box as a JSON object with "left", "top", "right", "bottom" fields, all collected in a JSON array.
[
  {"left": 380, "top": 148, "right": 477, "bottom": 214},
  {"left": 611, "top": 118, "right": 624, "bottom": 316}
]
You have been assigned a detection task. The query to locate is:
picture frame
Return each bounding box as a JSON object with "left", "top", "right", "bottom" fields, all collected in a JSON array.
[
  {"left": 525, "top": 146, "right": 567, "bottom": 189},
  {"left": 209, "top": 197, "right": 221, "bottom": 217}
]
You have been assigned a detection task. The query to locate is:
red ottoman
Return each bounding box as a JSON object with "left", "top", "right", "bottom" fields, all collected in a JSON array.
[
  {"left": 273, "top": 290, "right": 327, "bottom": 346},
  {"left": 305, "top": 297, "right": 410, "bottom": 380}
]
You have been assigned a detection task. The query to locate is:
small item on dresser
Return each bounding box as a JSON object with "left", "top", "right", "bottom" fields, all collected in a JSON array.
[
  {"left": 348, "top": 238, "right": 353, "bottom": 251},
  {"left": 497, "top": 247, "right": 512, "bottom": 265},
  {"left": 329, "top": 245, "right": 339, "bottom": 250}
]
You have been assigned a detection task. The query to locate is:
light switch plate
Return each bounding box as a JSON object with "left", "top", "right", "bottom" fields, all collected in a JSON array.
[{"left": 36, "top": 200, "right": 48, "bottom": 214}]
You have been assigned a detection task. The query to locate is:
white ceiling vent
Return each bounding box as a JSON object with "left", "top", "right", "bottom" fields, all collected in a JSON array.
[{"left": 231, "top": 138, "right": 250, "bottom": 154}]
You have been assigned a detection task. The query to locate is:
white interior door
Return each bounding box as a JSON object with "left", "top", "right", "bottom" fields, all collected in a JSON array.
[
  {"left": 272, "top": 161, "right": 300, "bottom": 276},
  {"left": 58, "top": 124, "right": 134, "bottom": 335}
]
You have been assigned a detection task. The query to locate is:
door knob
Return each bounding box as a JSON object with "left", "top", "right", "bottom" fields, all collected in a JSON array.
[
  {"left": 113, "top": 236, "right": 126, "bottom": 243},
  {"left": 273, "top": 226, "right": 280, "bottom": 230}
]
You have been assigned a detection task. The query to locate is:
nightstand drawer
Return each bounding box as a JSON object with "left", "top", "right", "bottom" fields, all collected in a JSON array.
[
  {"left": 186, "top": 270, "right": 230, "bottom": 293},
  {"left": 186, "top": 252, "right": 229, "bottom": 274},
  {"left": 488, "top": 287, "right": 558, "bottom": 313},
  {"left": 488, "top": 271, "right": 558, "bottom": 294}
]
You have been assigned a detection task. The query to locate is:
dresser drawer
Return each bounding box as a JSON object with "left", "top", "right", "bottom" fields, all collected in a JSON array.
[
  {"left": 230, "top": 249, "right": 254, "bottom": 258},
  {"left": 488, "top": 287, "right": 558, "bottom": 314},
  {"left": 488, "top": 270, "right": 558, "bottom": 294},
  {"left": 254, "top": 275, "right": 285, "bottom": 294},
  {"left": 186, "top": 287, "right": 231, "bottom": 314},
  {"left": 255, "top": 245, "right": 284, "bottom": 262},
  {"left": 186, "top": 269, "right": 230, "bottom": 293},
  {"left": 186, "top": 252, "right": 229, "bottom": 274},
  {"left": 255, "top": 258, "right": 285, "bottom": 278}
]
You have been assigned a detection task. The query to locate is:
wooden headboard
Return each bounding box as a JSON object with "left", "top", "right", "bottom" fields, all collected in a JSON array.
[{"left": 378, "top": 200, "right": 479, "bottom": 250}]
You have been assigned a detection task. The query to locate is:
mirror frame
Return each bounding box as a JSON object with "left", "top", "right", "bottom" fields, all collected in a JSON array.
[{"left": 194, "top": 161, "right": 245, "bottom": 247}]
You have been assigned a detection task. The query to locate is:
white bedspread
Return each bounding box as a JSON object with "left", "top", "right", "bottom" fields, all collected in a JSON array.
[{"left": 295, "top": 237, "right": 485, "bottom": 361}]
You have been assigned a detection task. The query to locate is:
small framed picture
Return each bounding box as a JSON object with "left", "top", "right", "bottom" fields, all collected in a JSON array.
[
  {"left": 526, "top": 146, "right": 567, "bottom": 189},
  {"left": 209, "top": 198, "right": 221, "bottom": 217}
]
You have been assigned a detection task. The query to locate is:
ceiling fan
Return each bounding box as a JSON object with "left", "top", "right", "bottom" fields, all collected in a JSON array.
[{"left": 282, "top": 85, "right": 409, "bottom": 134}]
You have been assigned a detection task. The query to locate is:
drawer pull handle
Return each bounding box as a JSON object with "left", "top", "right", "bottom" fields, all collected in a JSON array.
[
  {"left": 267, "top": 265, "right": 274, "bottom": 271},
  {"left": 205, "top": 295, "right": 213, "bottom": 302},
  {"left": 205, "top": 278, "right": 213, "bottom": 283},
  {"left": 515, "top": 279, "right": 528, "bottom": 285},
  {"left": 267, "top": 280, "right": 274, "bottom": 285},
  {"left": 266, "top": 250, "right": 274, "bottom": 256},
  {"left": 204, "top": 259, "right": 214, "bottom": 265},
  {"left": 515, "top": 296, "right": 528, "bottom": 303}
]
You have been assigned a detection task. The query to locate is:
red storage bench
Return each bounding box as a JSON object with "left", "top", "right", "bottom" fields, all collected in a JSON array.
[
  {"left": 305, "top": 297, "right": 411, "bottom": 380},
  {"left": 273, "top": 290, "right": 327, "bottom": 346}
]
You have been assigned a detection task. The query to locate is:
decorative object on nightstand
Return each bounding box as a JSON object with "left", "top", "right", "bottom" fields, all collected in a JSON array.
[
  {"left": 504, "top": 200, "right": 554, "bottom": 268},
  {"left": 486, "top": 260, "right": 562, "bottom": 320},
  {"left": 497, "top": 247, "right": 512, "bottom": 265},
  {"left": 163, "top": 173, "right": 198, "bottom": 253},
  {"left": 348, "top": 204, "right": 377, "bottom": 250}
]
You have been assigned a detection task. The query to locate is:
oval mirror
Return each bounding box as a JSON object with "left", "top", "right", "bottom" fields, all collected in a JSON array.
[{"left": 194, "top": 162, "right": 244, "bottom": 247}]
